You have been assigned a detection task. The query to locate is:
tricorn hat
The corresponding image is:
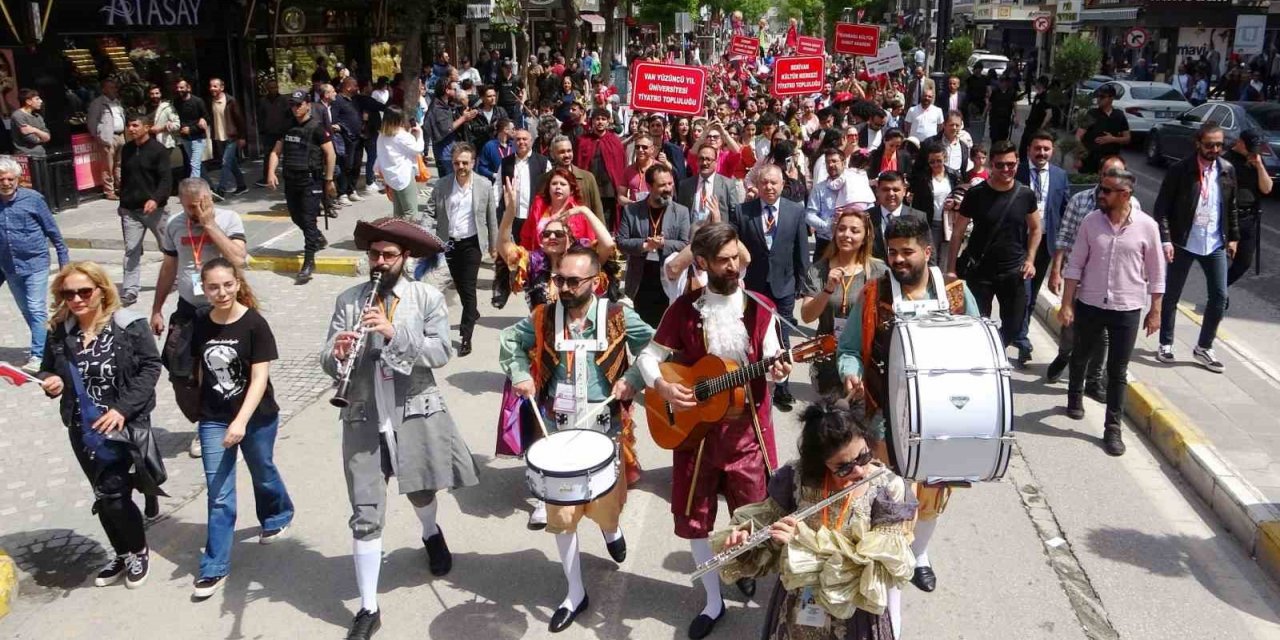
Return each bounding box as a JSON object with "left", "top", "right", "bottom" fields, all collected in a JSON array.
[{"left": 353, "top": 217, "right": 446, "bottom": 259}]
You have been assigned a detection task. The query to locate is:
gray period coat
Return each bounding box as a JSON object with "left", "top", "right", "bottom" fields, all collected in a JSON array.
[{"left": 321, "top": 276, "right": 479, "bottom": 507}]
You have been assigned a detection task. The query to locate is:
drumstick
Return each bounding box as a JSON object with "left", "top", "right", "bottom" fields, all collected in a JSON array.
[
  {"left": 570, "top": 393, "right": 617, "bottom": 430},
  {"left": 526, "top": 397, "right": 550, "bottom": 438}
]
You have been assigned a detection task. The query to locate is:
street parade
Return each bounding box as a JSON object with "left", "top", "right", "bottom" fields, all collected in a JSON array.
[{"left": 1, "top": 0, "right": 1280, "bottom": 638}]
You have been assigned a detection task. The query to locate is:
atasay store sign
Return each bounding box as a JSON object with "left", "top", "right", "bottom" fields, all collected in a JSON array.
[{"left": 52, "top": 0, "right": 226, "bottom": 32}]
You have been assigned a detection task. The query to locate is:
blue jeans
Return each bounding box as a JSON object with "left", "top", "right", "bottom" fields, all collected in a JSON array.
[
  {"left": 0, "top": 267, "right": 49, "bottom": 359},
  {"left": 1160, "top": 245, "right": 1228, "bottom": 350},
  {"left": 217, "top": 140, "right": 245, "bottom": 193},
  {"left": 182, "top": 138, "right": 206, "bottom": 179},
  {"left": 198, "top": 414, "right": 294, "bottom": 579},
  {"left": 363, "top": 136, "right": 378, "bottom": 184}
]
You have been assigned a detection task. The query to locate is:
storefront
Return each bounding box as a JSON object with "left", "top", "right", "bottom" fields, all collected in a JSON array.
[
  {"left": 254, "top": 2, "right": 372, "bottom": 96},
  {"left": 14, "top": 0, "right": 242, "bottom": 205},
  {"left": 973, "top": 2, "right": 1040, "bottom": 59}
]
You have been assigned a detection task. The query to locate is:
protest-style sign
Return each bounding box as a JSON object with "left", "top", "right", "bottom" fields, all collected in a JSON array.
[
  {"left": 728, "top": 35, "right": 759, "bottom": 59},
  {"left": 796, "top": 35, "right": 824, "bottom": 56},
  {"left": 865, "top": 41, "right": 905, "bottom": 76},
  {"left": 629, "top": 61, "right": 708, "bottom": 117},
  {"left": 771, "top": 56, "right": 825, "bottom": 97},
  {"left": 834, "top": 22, "right": 880, "bottom": 57}
]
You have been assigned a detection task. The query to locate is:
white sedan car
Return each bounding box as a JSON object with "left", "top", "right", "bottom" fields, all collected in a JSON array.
[
  {"left": 967, "top": 52, "right": 1010, "bottom": 77},
  {"left": 1092, "top": 81, "right": 1192, "bottom": 134}
]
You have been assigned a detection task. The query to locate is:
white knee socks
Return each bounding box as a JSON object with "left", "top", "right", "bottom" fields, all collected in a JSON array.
[
  {"left": 353, "top": 538, "right": 383, "bottom": 613},
  {"left": 888, "top": 587, "right": 902, "bottom": 639},
  {"left": 912, "top": 518, "right": 938, "bottom": 567},
  {"left": 555, "top": 532, "right": 586, "bottom": 611},
  {"left": 689, "top": 538, "right": 724, "bottom": 618},
  {"left": 413, "top": 498, "right": 440, "bottom": 539},
  {"left": 603, "top": 527, "right": 624, "bottom": 543}
]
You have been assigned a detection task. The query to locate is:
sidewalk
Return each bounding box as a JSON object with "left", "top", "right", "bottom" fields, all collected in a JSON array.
[
  {"left": 1034, "top": 288, "right": 1280, "bottom": 580},
  {"left": 48, "top": 160, "right": 436, "bottom": 276}
]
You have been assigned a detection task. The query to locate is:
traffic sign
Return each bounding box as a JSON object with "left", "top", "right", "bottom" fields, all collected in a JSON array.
[
  {"left": 1033, "top": 15, "right": 1052, "bottom": 33},
  {"left": 1124, "top": 26, "right": 1149, "bottom": 50}
]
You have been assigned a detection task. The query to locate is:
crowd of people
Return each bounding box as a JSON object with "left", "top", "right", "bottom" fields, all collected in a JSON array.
[{"left": 0, "top": 17, "right": 1274, "bottom": 640}]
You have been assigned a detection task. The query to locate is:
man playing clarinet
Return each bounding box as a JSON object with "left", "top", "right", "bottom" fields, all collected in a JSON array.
[
  {"left": 636, "top": 222, "right": 791, "bottom": 639},
  {"left": 321, "top": 217, "right": 480, "bottom": 640}
]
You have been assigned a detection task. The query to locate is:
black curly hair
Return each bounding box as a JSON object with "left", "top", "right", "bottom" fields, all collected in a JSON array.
[{"left": 797, "top": 397, "right": 876, "bottom": 487}]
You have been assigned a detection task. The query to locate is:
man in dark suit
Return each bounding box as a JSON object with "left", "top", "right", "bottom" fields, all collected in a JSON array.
[
  {"left": 617, "top": 164, "right": 692, "bottom": 327},
  {"left": 497, "top": 128, "right": 550, "bottom": 242},
  {"left": 866, "top": 170, "right": 930, "bottom": 262},
  {"left": 331, "top": 78, "right": 364, "bottom": 202},
  {"left": 923, "top": 111, "right": 971, "bottom": 177},
  {"left": 1013, "top": 131, "right": 1071, "bottom": 365},
  {"left": 676, "top": 142, "right": 739, "bottom": 229},
  {"left": 734, "top": 164, "right": 809, "bottom": 410},
  {"left": 938, "top": 75, "right": 967, "bottom": 116},
  {"left": 856, "top": 108, "right": 889, "bottom": 151},
  {"left": 1152, "top": 123, "right": 1239, "bottom": 373},
  {"left": 905, "top": 66, "right": 936, "bottom": 109}
]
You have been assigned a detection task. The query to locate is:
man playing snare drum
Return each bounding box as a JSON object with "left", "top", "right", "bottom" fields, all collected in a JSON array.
[
  {"left": 498, "top": 244, "right": 654, "bottom": 634},
  {"left": 837, "top": 215, "right": 980, "bottom": 603}
]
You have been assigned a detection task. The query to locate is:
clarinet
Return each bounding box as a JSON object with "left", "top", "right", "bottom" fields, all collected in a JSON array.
[
  {"left": 689, "top": 467, "right": 888, "bottom": 583},
  {"left": 330, "top": 271, "right": 383, "bottom": 408}
]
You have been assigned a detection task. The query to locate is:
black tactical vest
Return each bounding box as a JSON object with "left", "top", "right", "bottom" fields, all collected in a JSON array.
[{"left": 281, "top": 116, "right": 323, "bottom": 175}]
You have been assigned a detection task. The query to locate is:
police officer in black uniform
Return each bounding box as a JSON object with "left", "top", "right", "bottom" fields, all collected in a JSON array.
[{"left": 266, "top": 89, "right": 337, "bottom": 283}]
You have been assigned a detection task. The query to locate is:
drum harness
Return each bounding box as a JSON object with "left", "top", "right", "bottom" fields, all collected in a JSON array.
[{"left": 553, "top": 299, "right": 615, "bottom": 436}]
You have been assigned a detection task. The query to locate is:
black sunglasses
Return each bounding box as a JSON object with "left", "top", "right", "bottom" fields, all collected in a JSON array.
[
  {"left": 59, "top": 287, "right": 96, "bottom": 301},
  {"left": 831, "top": 448, "right": 874, "bottom": 478},
  {"left": 541, "top": 229, "right": 567, "bottom": 239},
  {"left": 551, "top": 273, "right": 598, "bottom": 289}
]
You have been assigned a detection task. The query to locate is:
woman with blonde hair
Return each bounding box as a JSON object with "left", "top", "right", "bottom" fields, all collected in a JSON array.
[
  {"left": 800, "top": 208, "right": 887, "bottom": 397},
  {"left": 189, "top": 257, "right": 293, "bottom": 599},
  {"left": 37, "top": 261, "right": 166, "bottom": 590},
  {"left": 374, "top": 105, "right": 426, "bottom": 219}
]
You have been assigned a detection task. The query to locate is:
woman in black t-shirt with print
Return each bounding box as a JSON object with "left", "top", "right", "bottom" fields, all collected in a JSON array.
[{"left": 189, "top": 257, "right": 294, "bottom": 600}]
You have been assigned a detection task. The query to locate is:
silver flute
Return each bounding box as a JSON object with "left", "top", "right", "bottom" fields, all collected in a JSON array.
[
  {"left": 330, "top": 271, "right": 383, "bottom": 408},
  {"left": 690, "top": 467, "right": 888, "bottom": 582}
]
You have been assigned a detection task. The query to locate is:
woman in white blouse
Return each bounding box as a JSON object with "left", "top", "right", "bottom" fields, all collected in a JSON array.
[{"left": 373, "top": 106, "right": 426, "bottom": 219}]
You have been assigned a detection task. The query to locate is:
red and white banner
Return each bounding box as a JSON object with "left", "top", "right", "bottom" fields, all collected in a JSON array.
[
  {"left": 796, "top": 35, "right": 824, "bottom": 56},
  {"left": 834, "top": 22, "right": 880, "bottom": 57},
  {"left": 728, "top": 35, "right": 759, "bottom": 59},
  {"left": 629, "top": 62, "right": 707, "bottom": 117},
  {"left": 771, "top": 56, "right": 825, "bottom": 97}
]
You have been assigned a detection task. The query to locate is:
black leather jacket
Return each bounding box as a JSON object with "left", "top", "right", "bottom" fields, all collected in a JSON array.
[
  {"left": 39, "top": 309, "right": 168, "bottom": 497},
  {"left": 1153, "top": 155, "right": 1240, "bottom": 248}
]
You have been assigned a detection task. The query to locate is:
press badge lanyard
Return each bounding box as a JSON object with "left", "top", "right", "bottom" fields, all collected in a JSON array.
[
  {"left": 554, "top": 299, "right": 608, "bottom": 427},
  {"left": 186, "top": 216, "right": 209, "bottom": 295}
]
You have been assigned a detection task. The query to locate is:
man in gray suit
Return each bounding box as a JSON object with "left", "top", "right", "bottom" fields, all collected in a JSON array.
[
  {"left": 430, "top": 142, "right": 498, "bottom": 356},
  {"left": 676, "top": 142, "right": 740, "bottom": 229},
  {"left": 735, "top": 165, "right": 810, "bottom": 410},
  {"left": 618, "top": 164, "right": 691, "bottom": 327}
]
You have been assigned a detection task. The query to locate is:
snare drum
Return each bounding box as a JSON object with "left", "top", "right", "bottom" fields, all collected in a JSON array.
[
  {"left": 887, "top": 314, "right": 1013, "bottom": 483},
  {"left": 525, "top": 429, "right": 619, "bottom": 505}
]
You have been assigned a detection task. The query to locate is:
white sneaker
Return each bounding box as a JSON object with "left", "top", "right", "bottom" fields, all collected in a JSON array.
[
  {"left": 189, "top": 436, "right": 202, "bottom": 458},
  {"left": 362, "top": 185, "right": 380, "bottom": 195},
  {"left": 338, "top": 195, "right": 351, "bottom": 206},
  {"left": 1156, "top": 344, "right": 1174, "bottom": 363},
  {"left": 348, "top": 192, "right": 364, "bottom": 202},
  {"left": 1193, "top": 346, "right": 1225, "bottom": 373},
  {"left": 21, "top": 357, "right": 41, "bottom": 374},
  {"left": 192, "top": 574, "right": 226, "bottom": 599},
  {"left": 527, "top": 502, "right": 547, "bottom": 530},
  {"left": 260, "top": 524, "right": 291, "bottom": 544}
]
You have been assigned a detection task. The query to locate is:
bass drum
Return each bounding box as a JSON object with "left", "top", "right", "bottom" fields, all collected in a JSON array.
[
  {"left": 525, "top": 429, "right": 619, "bottom": 505},
  {"left": 887, "top": 314, "right": 1012, "bottom": 483}
]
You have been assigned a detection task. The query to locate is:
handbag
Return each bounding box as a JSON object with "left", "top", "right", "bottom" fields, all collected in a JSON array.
[
  {"left": 415, "top": 154, "right": 431, "bottom": 183},
  {"left": 64, "top": 351, "right": 124, "bottom": 466}
]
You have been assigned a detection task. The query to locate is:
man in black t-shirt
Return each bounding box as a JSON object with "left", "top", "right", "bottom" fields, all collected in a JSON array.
[
  {"left": 1075, "top": 84, "right": 1130, "bottom": 175},
  {"left": 946, "top": 140, "right": 1042, "bottom": 347},
  {"left": 174, "top": 79, "right": 209, "bottom": 180},
  {"left": 1225, "top": 130, "right": 1275, "bottom": 285}
]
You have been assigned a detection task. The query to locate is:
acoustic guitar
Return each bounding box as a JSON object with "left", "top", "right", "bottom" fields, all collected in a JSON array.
[{"left": 645, "top": 335, "right": 837, "bottom": 450}]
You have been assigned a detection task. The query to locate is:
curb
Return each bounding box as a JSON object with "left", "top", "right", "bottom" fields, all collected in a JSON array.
[
  {"left": 1035, "top": 289, "right": 1280, "bottom": 581},
  {"left": 247, "top": 254, "right": 364, "bottom": 277},
  {"left": 0, "top": 548, "right": 15, "bottom": 618},
  {"left": 65, "top": 237, "right": 157, "bottom": 252}
]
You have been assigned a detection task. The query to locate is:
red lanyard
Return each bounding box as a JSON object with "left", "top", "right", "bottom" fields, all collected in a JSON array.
[
  {"left": 186, "top": 216, "right": 209, "bottom": 268},
  {"left": 1198, "top": 160, "right": 1213, "bottom": 206}
]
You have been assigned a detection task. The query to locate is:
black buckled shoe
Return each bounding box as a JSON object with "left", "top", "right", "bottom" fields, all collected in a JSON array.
[
  {"left": 688, "top": 601, "right": 725, "bottom": 639},
  {"left": 911, "top": 565, "right": 937, "bottom": 592},
  {"left": 458, "top": 337, "right": 473, "bottom": 357},
  {"left": 735, "top": 577, "right": 756, "bottom": 598},
  {"left": 549, "top": 594, "right": 589, "bottom": 633},
  {"left": 424, "top": 527, "right": 452, "bottom": 576},
  {"left": 346, "top": 607, "right": 382, "bottom": 640},
  {"left": 605, "top": 535, "right": 627, "bottom": 563},
  {"left": 772, "top": 388, "right": 795, "bottom": 412}
]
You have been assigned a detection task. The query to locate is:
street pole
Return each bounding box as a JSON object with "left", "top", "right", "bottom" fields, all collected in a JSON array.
[{"left": 934, "top": 0, "right": 953, "bottom": 72}]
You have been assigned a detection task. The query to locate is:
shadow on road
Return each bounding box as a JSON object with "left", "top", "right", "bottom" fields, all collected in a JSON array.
[{"left": 0, "top": 528, "right": 107, "bottom": 603}]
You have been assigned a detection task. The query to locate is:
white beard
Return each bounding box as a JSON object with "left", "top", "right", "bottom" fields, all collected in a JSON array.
[{"left": 700, "top": 291, "right": 750, "bottom": 363}]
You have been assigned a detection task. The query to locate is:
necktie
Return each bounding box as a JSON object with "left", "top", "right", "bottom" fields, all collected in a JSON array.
[
  {"left": 700, "top": 177, "right": 710, "bottom": 213},
  {"left": 765, "top": 205, "right": 776, "bottom": 235},
  {"left": 1032, "top": 169, "right": 1044, "bottom": 201}
]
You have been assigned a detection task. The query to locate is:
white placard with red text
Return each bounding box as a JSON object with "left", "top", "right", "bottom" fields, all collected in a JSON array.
[{"left": 864, "top": 41, "right": 905, "bottom": 76}]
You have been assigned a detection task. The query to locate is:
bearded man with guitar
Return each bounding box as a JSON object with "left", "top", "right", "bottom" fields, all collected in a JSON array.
[{"left": 637, "top": 222, "right": 794, "bottom": 640}]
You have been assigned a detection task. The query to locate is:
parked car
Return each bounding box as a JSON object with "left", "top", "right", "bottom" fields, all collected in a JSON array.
[
  {"left": 1089, "top": 81, "right": 1192, "bottom": 135},
  {"left": 1146, "top": 101, "right": 1280, "bottom": 179},
  {"left": 968, "top": 52, "right": 1010, "bottom": 77},
  {"left": 1075, "top": 75, "right": 1114, "bottom": 98}
]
